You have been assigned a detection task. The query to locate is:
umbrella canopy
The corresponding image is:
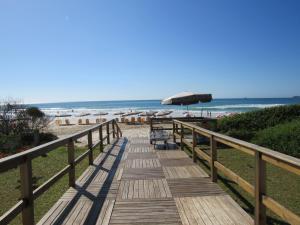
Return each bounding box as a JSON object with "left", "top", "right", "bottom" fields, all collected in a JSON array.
[
  {"left": 122, "top": 111, "right": 142, "bottom": 117},
  {"left": 94, "top": 112, "right": 108, "bottom": 116},
  {"left": 75, "top": 113, "right": 91, "bottom": 117},
  {"left": 156, "top": 110, "right": 173, "bottom": 117},
  {"left": 139, "top": 111, "right": 158, "bottom": 117},
  {"left": 114, "top": 112, "right": 125, "bottom": 116},
  {"left": 162, "top": 92, "right": 212, "bottom": 106}
]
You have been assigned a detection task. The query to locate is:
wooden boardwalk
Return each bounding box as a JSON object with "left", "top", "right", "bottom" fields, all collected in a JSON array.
[{"left": 38, "top": 136, "right": 253, "bottom": 225}]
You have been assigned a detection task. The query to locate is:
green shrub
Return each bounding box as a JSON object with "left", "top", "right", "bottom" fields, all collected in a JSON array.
[
  {"left": 39, "top": 133, "right": 58, "bottom": 144},
  {"left": 225, "top": 129, "right": 255, "bottom": 141},
  {"left": 0, "top": 134, "right": 22, "bottom": 153},
  {"left": 252, "top": 119, "right": 300, "bottom": 158},
  {"left": 218, "top": 104, "right": 300, "bottom": 140}
]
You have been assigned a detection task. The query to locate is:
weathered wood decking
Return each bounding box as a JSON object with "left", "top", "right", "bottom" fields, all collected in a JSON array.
[{"left": 38, "top": 136, "right": 253, "bottom": 225}]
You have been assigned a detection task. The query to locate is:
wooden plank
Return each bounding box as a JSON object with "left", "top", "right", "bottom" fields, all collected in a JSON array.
[
  {"left": 99, "top": 125, "right": 104, "bottom": 152},
  {"left": 124, "top": 159, "right": 161, "bottom": 169},
  {"left": 110, "top": 199, "right": 182, "bottom": 224},
  {"left": 263, "top": 196, "right": 300, "bottom": 225},
  {"left": 0, "top": 200, "right": 24, "bottom": 225},
  {"left": 118, "top": 179, "right": 172, "bottom": 200},
  {"left": 195, "top": 147, "right": 211, "bottom": 163},
  {"left": 255, "top": 152, "right": 266, "bottom": 225},
  {"left": 88, "top": 131, "right": 93, "bottom": 165},
  {"left": 20, "top": 159, "right": 34, "bottom": 225},
  {"left": 67, "top": 138, "right": 75, "bottom": 188},
  {"left": 96, "top": 200, "right": 115, "bottom": 225},
  {"left": 262, "top": 154, "right": 300, "bottom": 176},
  {"left": 192, "top": 128, "right": 197, "bottom": 163},
  {"left": 167, "top": 178, "right": 225, "bottom": 198},
  {"left": 214, "top": 161, "right": 255, "bottom": 196},
  {"left": 127, "top": 152, "right": 157, "bottom": 159},
  {"left": 210, "top": 135, "right": 217, "bottom": 182},
  {"left": 122, "top": 168, "right": 165, "bottom": 180},
  {"left": 163, "top": 166, "right": 208, "bottom": 179},
  {"left": 33, "top": 165, "right": 70, "bottom": 199},
  {"left": 106, "top": 123, "right": 110, "bottom": 144},
  {"left": 159, "top": 158, "right": 195, "bottom": 167},
  {"left": 157, "top": 151, "right": 189, "bottom": 159},
  {"left": 175, "top": 196, "right": 253, "bottom": 225}
]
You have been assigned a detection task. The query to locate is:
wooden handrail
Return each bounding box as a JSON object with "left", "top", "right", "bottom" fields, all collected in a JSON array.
[
  {"left": 0, "top": 119, "right": 121, "bottom": 225},
  {"left": 173, "top": 119, "right": 300, "bottom": 225},
  {"left": 173, "top": 120, "right": 300, "bottom": 173}
]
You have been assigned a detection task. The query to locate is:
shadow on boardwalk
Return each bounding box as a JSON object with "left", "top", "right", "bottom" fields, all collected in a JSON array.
[{"left": 50, "top": 138, "right": 127, "bottom": 225}]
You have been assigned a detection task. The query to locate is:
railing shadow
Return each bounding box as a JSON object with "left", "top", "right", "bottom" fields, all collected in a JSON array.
[
  {"left": 196, "top": 157, "right": 290, "bottom": 225},
  {"left": 50, "top": 138, "right": 127, "bottom": 225}
]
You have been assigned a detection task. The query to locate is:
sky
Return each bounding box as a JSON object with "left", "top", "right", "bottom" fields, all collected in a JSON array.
[{"left": 0, "top": 0, "right": 299, "bottom": 103}]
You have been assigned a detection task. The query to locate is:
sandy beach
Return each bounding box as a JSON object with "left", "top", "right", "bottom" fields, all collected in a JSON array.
[{"left": 46, "top": 119, "right": 150, "bottom": 147}]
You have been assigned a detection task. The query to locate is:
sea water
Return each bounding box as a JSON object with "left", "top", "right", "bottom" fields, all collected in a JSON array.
[{"left": 31, "top": 98, "right": 300, "bottom": 118}]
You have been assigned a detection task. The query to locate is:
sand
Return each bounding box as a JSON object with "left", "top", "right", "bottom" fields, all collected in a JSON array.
[{"left": 46, "top": 120, "right": 150, "bottom": 147}]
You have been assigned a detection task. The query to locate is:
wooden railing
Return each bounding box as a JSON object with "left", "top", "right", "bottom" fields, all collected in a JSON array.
[
  {"left": 150, "top": 117, "right": 216, "bottom": 132},
  {"left": 0, "top": 119, "right": 122, "bottom": 225},
  {"left": 173, "top": 119, "right": 300, "bottom": 225}
]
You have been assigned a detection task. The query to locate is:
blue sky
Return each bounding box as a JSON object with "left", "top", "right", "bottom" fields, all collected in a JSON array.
[{"left": 0, "top": 0, "right": 299, "bottom": 103}]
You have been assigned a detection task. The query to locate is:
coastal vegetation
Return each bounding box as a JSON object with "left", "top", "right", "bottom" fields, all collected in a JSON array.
[
  {"left": 217, "top": 104, "right": 300, "bottom": 157},
  {"left": 0, "top": 100, "right": 57, "bottom": 157}
]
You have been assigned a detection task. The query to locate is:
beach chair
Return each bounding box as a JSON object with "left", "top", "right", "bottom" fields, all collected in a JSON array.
[
  {"left": 145, "top": 117, "right": 150, "bottom": 123},
  {"left": 141, "top": 117, "right": 145, "bottom": 123},
  {"left": 96, "top": 118, "right": 100, "bottom": 124},
  {"left": 125, "top": 118, "right": 129, "bottom": 123},
  {"left": 115, "top": 118, "right": 119, "bottom": 122},
  {"left": 86, "top": 119, "right": 90, "bottom": 125},
  {"left": 65, "top": 119, "right": 70, "bottom": 125},
  {"left": 131, "top": 117, "right": 136, "bottom": 124},
  {"left": 121, "top": 118, "right": 125, "bottom": 123},
  {"left": 78, "top": 119, "right": 83, "bottom": 125},
  {"left": 137, "top": 117, "right": 142, "bottom": 123},
  {"left": 55, "top": 120, "right": 61, "bottom": 126}
]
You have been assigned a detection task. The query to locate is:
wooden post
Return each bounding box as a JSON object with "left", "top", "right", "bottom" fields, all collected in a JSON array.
[
  {"left": 99, "top": 125, "right": 103, "bottom": 152},
  {"left": 192, "top": 128, "right": 197, "bottom": 163},
  {"left": 255, "top": 152, "right": 267, "bottom": 225},
  {"left": 106, "top": 123, "right": 110, "bottom": 144},
  {"left": 173, "top": 121, "right": 176, "bottom": 143},
  {"left": 88, "top": 131, "right": 93, "bottom": 165},
  {"left": 20, "top": 159, "right": 34, "bottom": 225},
  {"left": 150, "top": 118, "right": 153, "bottom": 132},
  {"left": 67, "top": 138, "right": 75, "bottom": 188},
  {"left": 113, "top": 120, "right": 116, "bottom": 139},
  {"left": 210, "top": 135, "right": 217, "bottom": 182},
  {"left": 180, "top": 124, "right": 184, "bottom": 150}
]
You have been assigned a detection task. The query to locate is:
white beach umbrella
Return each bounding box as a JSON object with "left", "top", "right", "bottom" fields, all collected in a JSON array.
[
  {"left": 156, "top": 110, "right": 173, "bottom": 117},
  {"left": 162, "top": 92, "right": 212, "bottom": 112},
  {"left": 122, "top": 111, "right": 142, "bottom": 117},
  {"left": 114, "top": 112, "right": 125, "bottom": 116},
  {"left": 139, "top": 111, "right": 158, "bottom": 117},
  {"left": 162, "top": 92, "right": 212, "bottom": 106},
  {"left": 94, "top": 112, "right": 109, "bottom": 116}
]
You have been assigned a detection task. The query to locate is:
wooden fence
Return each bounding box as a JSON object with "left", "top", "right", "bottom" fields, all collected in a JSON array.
[
  {"left": 150, "top": 117, "right": 217, "bottom": 132},
  {"left": 0, "top": 119, "right": 122, "bottom": 225},
  {"left": 173, "top": 119, "right": 300, "bottom": 225}
]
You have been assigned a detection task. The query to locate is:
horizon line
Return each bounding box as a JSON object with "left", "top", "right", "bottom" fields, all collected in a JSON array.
[{"left": 27, "top": 96, "right": 299, "bottom": 105}]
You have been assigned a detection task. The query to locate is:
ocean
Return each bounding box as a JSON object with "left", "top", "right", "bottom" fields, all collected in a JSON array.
[{"left": 31, "top": 98, "right": 300, "bottom": 118}]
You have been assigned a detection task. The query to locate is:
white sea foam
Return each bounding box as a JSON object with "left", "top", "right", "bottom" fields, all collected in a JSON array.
[{"left": 194, "top": 104, "right": 284, "bottom": 110}]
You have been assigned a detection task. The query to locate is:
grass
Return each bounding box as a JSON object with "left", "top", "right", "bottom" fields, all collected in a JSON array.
[
  {"left": 183, "top": 145, "right": 300, "bottom": 225},
  {"left": 0, "top": 145, "right": 101, "bottom": 224}
]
